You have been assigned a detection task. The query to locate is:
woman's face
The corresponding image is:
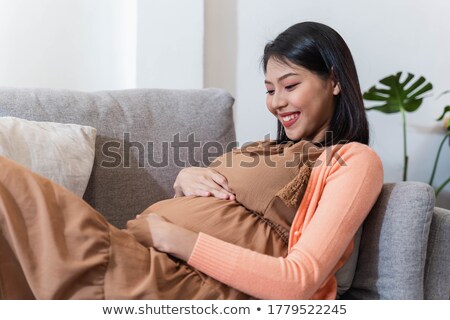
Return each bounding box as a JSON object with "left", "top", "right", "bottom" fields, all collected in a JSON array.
[{"left": 264, "top": 58, "right": 340, "bottom": 143}]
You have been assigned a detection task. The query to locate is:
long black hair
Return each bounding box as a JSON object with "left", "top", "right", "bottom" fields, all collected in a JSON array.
[{"left": 261, "top": 21, "right": 369, "bottom": 146}]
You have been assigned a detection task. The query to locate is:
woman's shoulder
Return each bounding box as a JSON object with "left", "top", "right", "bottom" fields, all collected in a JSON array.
[
  {"left": 333, "top": 141, "right": 379, "bottom": 155},
  {"left": 318, "top": 141, "right": 383, "bottom": 171}
]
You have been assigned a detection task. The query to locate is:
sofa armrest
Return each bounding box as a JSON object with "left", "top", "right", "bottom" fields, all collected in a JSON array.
[
  {"left": 424, "top": 207, "right": 450, "bottom": 299},
  {"left": 343, "top": 182, "right": 435, "bottom": 299}
]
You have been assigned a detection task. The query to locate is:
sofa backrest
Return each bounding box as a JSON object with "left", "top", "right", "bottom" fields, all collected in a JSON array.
[{"left": 0, "top": 87, "right": 236, "bottom": 228}]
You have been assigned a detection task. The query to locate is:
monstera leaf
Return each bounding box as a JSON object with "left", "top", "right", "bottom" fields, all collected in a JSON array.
[
  {"left": 363, "top": 72, "right": 432, "bottom": 113},
  {"left": 363, "top": 72, "right": 433, "bottom": 181}
]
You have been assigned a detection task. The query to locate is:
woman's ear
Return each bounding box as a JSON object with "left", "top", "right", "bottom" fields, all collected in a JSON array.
[
  {"left": 330, "top": 66, "right": 341, "bottom": 96},
  {"left": 333, "top": 82, "right": 341, "bottom": 96}
]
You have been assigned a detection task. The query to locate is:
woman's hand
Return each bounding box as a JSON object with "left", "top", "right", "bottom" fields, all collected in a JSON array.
[
  {"left": 127, "top": 213, "right": 198, "bottom": 262},
  {"left": 173, "top": 167, "right": 236, "bottom": 200},
  {"left": 126, "top": 214, "right": 161, "bottom": 247}
]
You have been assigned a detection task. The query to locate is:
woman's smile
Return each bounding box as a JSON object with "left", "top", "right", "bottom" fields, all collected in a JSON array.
[{"left": 279, "top": 111, "right": 300, "bottom": 128}]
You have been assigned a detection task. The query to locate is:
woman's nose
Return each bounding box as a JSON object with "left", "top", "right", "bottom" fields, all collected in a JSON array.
[{"left": 271, "top": 91, "right": 288, "bottom": 110}]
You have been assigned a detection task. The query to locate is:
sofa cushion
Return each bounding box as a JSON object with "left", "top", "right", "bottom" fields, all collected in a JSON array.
[
  {"left": 0, "top": 87, "right": 236, "bottom": 228},
  {"left": 342, "top": 182, "right": 435, "bottom": 299},
  {"left": 0, "top": 116, "right": 96, "bottom": 197}
]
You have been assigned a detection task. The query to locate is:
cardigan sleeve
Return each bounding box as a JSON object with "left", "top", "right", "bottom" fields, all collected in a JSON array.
[{"left": 187, "top": 143, "right": 384, "bottom": 300}]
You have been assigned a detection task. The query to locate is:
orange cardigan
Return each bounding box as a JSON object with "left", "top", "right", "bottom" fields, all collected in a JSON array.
[{"left": 187, "top": 142, "right": 384, "bottom": 299}]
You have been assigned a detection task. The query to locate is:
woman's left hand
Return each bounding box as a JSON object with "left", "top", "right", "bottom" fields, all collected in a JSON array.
[
  {"left": 127, "top": 213, "right": 198, "bottom": 262},
  {"left": 126, "top": 213, "right": 167, "bottom": 247}
]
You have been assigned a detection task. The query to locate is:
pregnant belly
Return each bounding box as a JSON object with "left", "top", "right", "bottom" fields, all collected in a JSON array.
[{"left": 141, "top": 196, "right": 288, "bottom": 258}]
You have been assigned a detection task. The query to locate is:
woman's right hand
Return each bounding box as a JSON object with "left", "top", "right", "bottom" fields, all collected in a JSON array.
[{"left": 173, "top": 167, "right": 236, "bottom": 200}]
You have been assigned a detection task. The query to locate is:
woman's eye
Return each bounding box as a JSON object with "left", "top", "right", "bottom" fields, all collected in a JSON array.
[
  {"left": 285, "top": 83, "right": 299, "bottom": 91},
  {"left": 265, "top": 90, "right": 275, "bottom": 95}
]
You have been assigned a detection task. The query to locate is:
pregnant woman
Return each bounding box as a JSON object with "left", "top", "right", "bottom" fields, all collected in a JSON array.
[{"left": 0, "top": 21, "right": 383, "bottom": 300}]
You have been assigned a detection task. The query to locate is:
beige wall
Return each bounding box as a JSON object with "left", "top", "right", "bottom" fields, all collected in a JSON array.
[
  {"left": 204, "top": 0, "right": 237, "bottom": 98},
  {"left": 0, "top": 0, "right": 204, "bottom": 91},
  {"left": 137, "top": 0, "right": 204, "bottom": 89}
]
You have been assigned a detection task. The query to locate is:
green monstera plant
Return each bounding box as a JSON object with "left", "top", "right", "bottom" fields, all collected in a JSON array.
[
  {"left": 363, "top": 72, "right": 433, "bottom": 181},
  {"left": 429, "top": 94, "right": 450, "bottom": 195}
]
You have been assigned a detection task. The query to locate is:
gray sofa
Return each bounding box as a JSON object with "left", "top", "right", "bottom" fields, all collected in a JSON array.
[{"left": 0, "top": 87, "right": 449, "bottom": 299}]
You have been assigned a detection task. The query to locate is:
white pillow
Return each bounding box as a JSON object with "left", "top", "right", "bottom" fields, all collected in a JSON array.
[{"left": 0, "top": 116, "right": 97, "bottom": 198}]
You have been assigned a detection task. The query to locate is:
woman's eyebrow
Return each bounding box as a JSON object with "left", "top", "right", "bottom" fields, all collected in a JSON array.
[{"left": 264, "top": 73, "right": 299, "bottom": 84}]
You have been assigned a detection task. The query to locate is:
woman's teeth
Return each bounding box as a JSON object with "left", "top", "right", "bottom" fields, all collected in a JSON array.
[{"left": 282, "top": 113, "right": 299, "bottom": 122}]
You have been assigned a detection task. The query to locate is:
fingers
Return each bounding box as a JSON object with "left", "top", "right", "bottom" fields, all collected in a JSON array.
[
  {"left": 200, "top": 179, "right": 234, "bottom": 199},
  {"left": 210, "top": 171, "right": 234, "bottom": 193},
  {"left": 198, "top": 190, "right": 210, "bottom": 197},
  {"left": 146, "top": 213, "right": 168, "bottom": 222},
  {"left": 172, "top": 167, "right": 236, "bottom": 200},
  {"left": 182, "top": 173, "right": 233, "bottom": 199},
  {"left": 126, "top": 218, "right": 154, "bottom": 247},
  {"left": 212, "top": 189, "right": 234, "bottom": 200},
  {"left": 208, "top": 171, "right": 235, "bottom": 199},
  {"left": 173, "top": 186, "right": 184, "bottom": 198},
  {"left": 136, "top": 212, "right": 167, "bottom": 222}
]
